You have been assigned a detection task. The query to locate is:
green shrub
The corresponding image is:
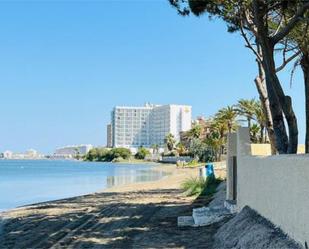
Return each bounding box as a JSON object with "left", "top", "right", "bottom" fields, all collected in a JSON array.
[
  {"left": 181, "top": 176, "right": 222, "bottom": 197},
  {"left": 85, "top": 147, "right": 131, "bottom": 162},
  {"left": 181, "top": 177, "right": 207, "bottom": 196},
  {"left": 201, "top": 176, "right": 222, "bottom": 196},
  {"left": 108, "top": 148, "right": 131, "bottom": 161},
  {"left": 135, "top": 147, "right": 150, "bottom": 160},
  {"left": 84, "top": 148, "right": 101, "bottom": 161}
]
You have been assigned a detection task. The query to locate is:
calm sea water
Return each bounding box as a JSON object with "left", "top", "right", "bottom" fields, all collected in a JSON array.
[{"left": 0, "top": 160, "right": 168, "bottom": 211}]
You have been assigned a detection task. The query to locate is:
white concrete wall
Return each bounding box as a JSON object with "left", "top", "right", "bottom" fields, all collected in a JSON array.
[{"left": 236, "top": 128, "right": 309, "bottom": 247}]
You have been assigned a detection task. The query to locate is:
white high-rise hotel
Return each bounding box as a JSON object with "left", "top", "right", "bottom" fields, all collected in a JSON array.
[{"left": 110, "top": 104, "right": 192, "bottom": 149}]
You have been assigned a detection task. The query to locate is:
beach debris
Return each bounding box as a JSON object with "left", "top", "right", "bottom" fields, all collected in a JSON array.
[
  {"left": 193, "top": 206, "right": 228, "bottom": 226},
  {"left": 178, "top": 206, "right": 231, "bottom": 227}
]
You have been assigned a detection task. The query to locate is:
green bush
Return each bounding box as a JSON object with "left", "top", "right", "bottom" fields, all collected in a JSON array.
[
  {"left": 181, "top": 177, "right": 207, "bottom": 196},
  {"left": 85, "top": 147, "right": 131, "bottom": 162},
  {"left": 135, "top": 147, "right": 150, "bottom": 160},
  {"left": 108, "top": 148, "right": 131, "bottom": 161},
  {"left": 181, "top": 176, "right": 222, "bottom": 197}
]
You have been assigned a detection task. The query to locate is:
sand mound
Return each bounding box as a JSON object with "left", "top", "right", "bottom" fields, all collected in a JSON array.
[{"left": 213, "top": 206, "right": 302, "bottom": 249}]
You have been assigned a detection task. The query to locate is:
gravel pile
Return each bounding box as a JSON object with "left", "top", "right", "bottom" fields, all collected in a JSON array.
[{"left": 213, "top": 206, "right": 302, "bottom": 249}]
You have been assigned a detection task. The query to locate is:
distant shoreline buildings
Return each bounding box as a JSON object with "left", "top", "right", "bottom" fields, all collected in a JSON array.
[
  {"left": 107, "top": 103, "right": 192, "bottom": 152},
  {"left": 53, "top": 144, "right": 93, "bottom": 159},
  {"left": 0, "top": 149, "right": 44, "bottom": 160},
  {"left": 1, "top": 103, "right": 193, "bottom": 158},
  {"left": 0, "top": 144, "right": 94, "bottom": 160}
]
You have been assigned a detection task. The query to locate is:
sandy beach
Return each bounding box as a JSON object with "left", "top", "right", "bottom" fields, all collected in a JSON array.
[{"left": 0, "top": 164, "right": 226, "bottom": 249}]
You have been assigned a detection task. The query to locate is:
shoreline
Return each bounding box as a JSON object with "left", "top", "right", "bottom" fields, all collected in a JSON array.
[
  {"left": 0, "top": 168, "right": 199, "bottom": 248},
  {"left": 0, "top": 162, "right": 226, "bottom": 215},
  {"left": 0, "top": 161, "right": 226, "bottom": 215},
  {"left": 0, "top": 165, "right": 227, "bottom": 248},
  {"left": 0, "top": 164, "right": 188, "bottom": 215}
]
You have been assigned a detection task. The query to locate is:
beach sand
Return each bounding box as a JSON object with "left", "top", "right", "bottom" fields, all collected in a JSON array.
[{"left": 0, "top": 164, "right": 226, "bottom": 249}]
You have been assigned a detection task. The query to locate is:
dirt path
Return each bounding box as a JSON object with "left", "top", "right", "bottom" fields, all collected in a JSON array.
[{"left": 0, "top": 166, "right": 227, "bottom": 249}]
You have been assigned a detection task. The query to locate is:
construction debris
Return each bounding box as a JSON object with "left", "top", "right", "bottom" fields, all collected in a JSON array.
[{"left": 177, "top": 206, "right": 231, "bottom": 227}]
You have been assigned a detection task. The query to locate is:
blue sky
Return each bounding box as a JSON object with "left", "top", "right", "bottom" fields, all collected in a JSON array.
[{"left": 0, "top": 1, "right": 305, "bottom": 153}]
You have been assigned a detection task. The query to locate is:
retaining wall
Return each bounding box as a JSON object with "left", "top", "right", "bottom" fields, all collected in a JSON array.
[{"left": 235, "top": 128, "right": 309, "bottom": 247}]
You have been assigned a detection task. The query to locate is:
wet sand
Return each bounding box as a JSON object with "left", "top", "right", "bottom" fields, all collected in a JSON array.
[{"left": 0, "top": 164, "right": 226, "bottom": 249}]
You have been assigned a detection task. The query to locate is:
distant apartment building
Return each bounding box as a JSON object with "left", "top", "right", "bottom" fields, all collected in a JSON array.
[
  {"left": 54, "top": 144, "right": 93, "bottom": 158},
  {"left": 110, "top": 103, "right": 192, "bottom": 149},
  {"left": 106, "top": 124, "right": 113, "bottom": 148}
]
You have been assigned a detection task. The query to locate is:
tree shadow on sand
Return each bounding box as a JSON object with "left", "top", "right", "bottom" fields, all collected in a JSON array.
[{"left": 0, "top": 189, "right": 231, "bottom": 249}]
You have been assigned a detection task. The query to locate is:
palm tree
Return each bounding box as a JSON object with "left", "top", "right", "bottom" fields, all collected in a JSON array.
[
  {"left": 207, "top": 117, "right": 229, "bottom": 160},
  {"left": 236, "top": 99, "right": 268, "bottom": 143},
  {"left": 151, "top": 144, "right": 159, "bottom": 154},
  {"left": 164, "top": 133, "right": 176, "bottom": 152},
  {"left": 187, "top": 124, "right": 202, "bottom": 139},
  {"left": 236, "top": 99, "right": 256, "bottom": 128},
  {"left": 253, "top": 101, "right": 267, "bottom": 143},
  {"left": 250, "top": 124, "right": 260, "bottom": 143},
  {"left": 204, "top": 132, "right": 224, "bottom": 161},
  {"left": 180, "top": 124, "right": 202, "bottom": 149},
  {"left": 216, "top": 106, "right": 238, "bottom": 133},
  {"left": 211, "top": 106, "right": 238, "bottom": 159},
  {"left": 176, "top": 142, "right": 186, "bottom": 156},
  {"left": 211, "top": 118, "right": 228, "bottom": 139}
]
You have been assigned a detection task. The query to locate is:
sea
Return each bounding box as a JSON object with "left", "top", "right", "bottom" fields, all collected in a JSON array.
[{"left": 0, "top": 160, "right": 168, "bottom": 211}]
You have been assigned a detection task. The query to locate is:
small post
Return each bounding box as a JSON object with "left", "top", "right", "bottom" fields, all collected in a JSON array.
[
  {"left": 226, "top": 133, "right": 237, "bottom": 201},
  {"left": 232, "top": 156, "right": 237, "bottom": 200}
]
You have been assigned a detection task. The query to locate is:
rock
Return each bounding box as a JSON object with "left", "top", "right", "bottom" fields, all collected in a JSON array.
[
  {"left": 192, "top": 206, "right": 230, "bottom": 226},
  {"left": 213, "top": 206, "right": 302, "bottom": 249}
]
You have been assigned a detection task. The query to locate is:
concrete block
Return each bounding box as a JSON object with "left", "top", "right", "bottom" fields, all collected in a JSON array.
[
  {"left": 177, "top": 216, "right": 194, "bottom": 227},
  {"left": 237, "top": 127, "right": 251, "bottom": 157}
]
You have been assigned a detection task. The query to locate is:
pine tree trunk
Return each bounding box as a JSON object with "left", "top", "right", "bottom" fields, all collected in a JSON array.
[
  {"left": 254, "top": 68, "right": 277, "bottom": 154},
  {"left": 261, "top": 47, "right": 291, "bottom": 153},
  {"left": 301, "top": 53, "right": 309, "bottom": 153},
  {"left": 252, "top": 0, "right": 298, "bottom": 154},
  {"left": 257, "top": 46, "right": 289, "bottom": 153},
  {"left": 260, "top": 125, "right": 264, "bottom": 143}
]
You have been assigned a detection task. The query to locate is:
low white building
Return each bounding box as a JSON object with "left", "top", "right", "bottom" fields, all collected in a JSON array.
[
  {"left": 54, "top": 144, "right": 93, "bottom": 158},
  {"left": 25, "top": 149, "right": 38, "bottom": 158}
]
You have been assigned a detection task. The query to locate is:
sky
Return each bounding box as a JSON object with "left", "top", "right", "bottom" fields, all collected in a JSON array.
[{"left": 0, "top": 0, "right": 305, "bottom": 154}]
